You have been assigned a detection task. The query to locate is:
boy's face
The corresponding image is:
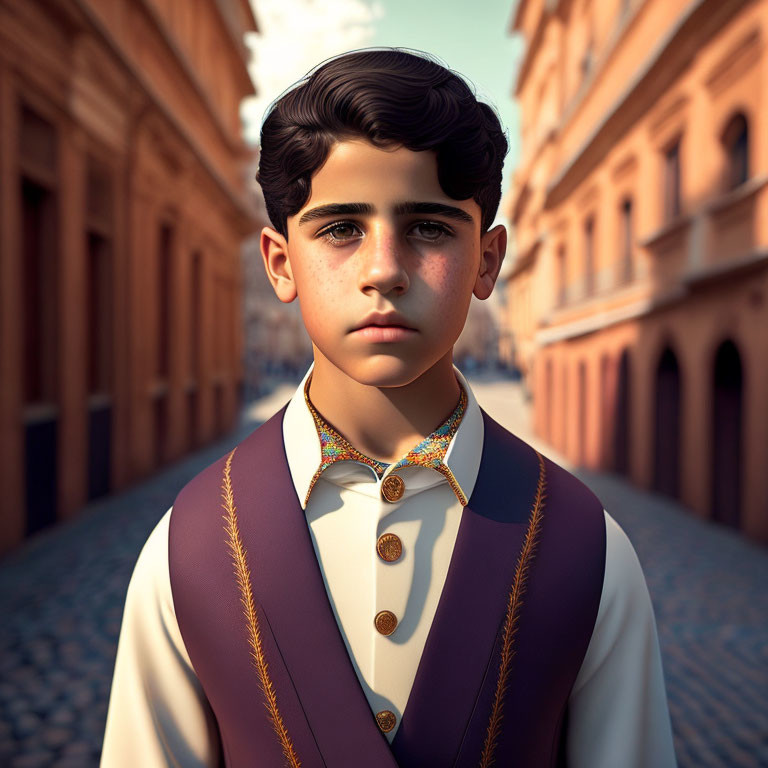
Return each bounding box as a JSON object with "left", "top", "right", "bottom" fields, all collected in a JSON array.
[{"left": 261, "top": 139, "right": 506, "bottom": 387}]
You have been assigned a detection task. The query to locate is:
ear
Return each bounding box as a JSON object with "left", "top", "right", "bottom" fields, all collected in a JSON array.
[
  {"left": 260, "top": 226, "right": 297, "bottom": 303},
  {"left": 473, "top": 224, "right": 507, "bottom": 300}
]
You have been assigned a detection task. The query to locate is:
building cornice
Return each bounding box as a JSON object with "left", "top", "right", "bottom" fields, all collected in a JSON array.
[
  {"left": 73, "top": 0, "right": 255, "bottom": 153},
  {"left": 510, "top": 0, "right": 528, "bottom": 33},
  {"left": 137, "top": 0, "right": 256, "bottom": 116},
  {"left": 212, "top": 0, "right": 259, "bottom": 68},
  {"left": 513, "top": 13, "right": 550, "bottom": 98},
  {"left": 55, "top": 0, "right": 256, "bottom": 222},
  {"left": 543, "top": 0, "right": 745, "bottom": 211}
]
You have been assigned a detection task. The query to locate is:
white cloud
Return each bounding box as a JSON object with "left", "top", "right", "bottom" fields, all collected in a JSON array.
[{"left": 241, "top": 0, "right": 384, "bottom": 146}]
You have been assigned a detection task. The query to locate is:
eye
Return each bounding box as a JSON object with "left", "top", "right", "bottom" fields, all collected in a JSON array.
[
  {"left": 410, "top": 221, "right": 453, "bottom": 241},
  {"left": 317, "top": 221, "right": 362, "bottom": 245}
]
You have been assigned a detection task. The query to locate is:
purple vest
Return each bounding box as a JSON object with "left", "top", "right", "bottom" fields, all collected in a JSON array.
[{"left": 169, "top": 404, "right": 606, "bottom": 767}]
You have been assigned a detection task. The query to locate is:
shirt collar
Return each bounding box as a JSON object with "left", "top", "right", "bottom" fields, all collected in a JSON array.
[{"left": 282, "top": 361, "right": 485, "bottom": 510}]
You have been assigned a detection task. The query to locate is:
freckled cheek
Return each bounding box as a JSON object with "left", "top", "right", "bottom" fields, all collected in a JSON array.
[
  {"left": 296, "top": 264, "right": 349, "bottom": 335},
  {"left": 419, "top": 258, "right": 474, "bottom": 303}
]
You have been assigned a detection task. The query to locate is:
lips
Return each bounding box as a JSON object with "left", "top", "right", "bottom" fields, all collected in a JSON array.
[
  {"left": 351, "top": 311, "right": 416, "bottom": 332},
  {"left": 353, "top": 325, "right": 416, "bottom": 342}
]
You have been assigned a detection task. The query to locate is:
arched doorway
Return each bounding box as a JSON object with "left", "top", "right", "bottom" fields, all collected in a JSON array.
[
  {"left": 614, "top": 348, "right": 631, "bottom": 476},
  {"left": 653, "top": 346, "right": 681, "bottom": 499},
  {"left": 711, "top": 339, "right": 743, "bottom": 528}
]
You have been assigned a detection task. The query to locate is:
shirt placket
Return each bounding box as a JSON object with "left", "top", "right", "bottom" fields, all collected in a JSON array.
[{"left": 366, "top": 468, "right": 412, "bottom": 736}]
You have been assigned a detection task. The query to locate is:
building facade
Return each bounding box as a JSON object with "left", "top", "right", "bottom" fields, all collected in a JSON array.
[
  {"left": 502, "top": 0, "right": 768, "bottom": 542},
  {"left": 0, "top": 0, "right": 259, "bottom": 554}
]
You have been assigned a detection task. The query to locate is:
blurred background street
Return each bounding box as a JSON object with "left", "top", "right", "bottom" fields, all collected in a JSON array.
[{"left": 2, "top": 0, "right": 768, "bottom": 765}]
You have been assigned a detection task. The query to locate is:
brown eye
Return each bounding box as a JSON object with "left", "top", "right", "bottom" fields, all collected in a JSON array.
[
  {"left": 319, "top": 221, "right": 362, "bottom": 245},
  {"left": 412, "top": 221, "right": 451, "bottom": 241}
]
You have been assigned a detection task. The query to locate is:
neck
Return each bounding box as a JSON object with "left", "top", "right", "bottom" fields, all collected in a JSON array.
[{"left": 307, "top": 349, "right": 462, "bottom": 464}]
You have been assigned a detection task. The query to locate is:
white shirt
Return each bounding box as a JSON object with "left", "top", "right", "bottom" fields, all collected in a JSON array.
[{"left": 101, "top": 364, "right": 677, "bottom": 767}]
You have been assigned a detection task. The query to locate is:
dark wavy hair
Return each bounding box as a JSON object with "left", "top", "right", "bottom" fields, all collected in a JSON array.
[{"left": 256, "top": 48, "right": 509, "bottom": 237}]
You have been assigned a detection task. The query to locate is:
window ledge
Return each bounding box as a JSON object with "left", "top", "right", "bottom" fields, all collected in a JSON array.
[
  {"left": 638, "top": 213, "right": 692, "bottom": 250},
  {"left": 546, "top": 277, "right": 642, "bottom": 321},
  {"left": 684, "top": 249, "right": 768, "bottom": 290},
  {"left": 707, "top": 173, "right": 768, "bottom": 218}
]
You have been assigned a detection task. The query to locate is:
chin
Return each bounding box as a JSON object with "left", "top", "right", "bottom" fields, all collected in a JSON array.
[
  {"left": 349, "top": 349, "right": 458, "bottom": 389},
  {"left": 342, "top": 355, "right": 431, "bottom": 388}
]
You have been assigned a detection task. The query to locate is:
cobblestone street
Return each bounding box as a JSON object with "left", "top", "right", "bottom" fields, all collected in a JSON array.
[{"left": 1, "top": 374, "right": 766, "bottom": 767}]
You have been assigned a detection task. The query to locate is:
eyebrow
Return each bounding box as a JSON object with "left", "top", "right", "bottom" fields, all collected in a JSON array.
[{"left": 297, "top": 201, "right": 475, "bottom": 227}]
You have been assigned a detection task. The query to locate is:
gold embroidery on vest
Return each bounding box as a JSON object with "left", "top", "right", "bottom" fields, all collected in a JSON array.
[
  {"left": 479, "top": 448, "right": 547, "bottom": 768},
  {"left": 221, "top": 447, "right": 302, "bottom": 768}
]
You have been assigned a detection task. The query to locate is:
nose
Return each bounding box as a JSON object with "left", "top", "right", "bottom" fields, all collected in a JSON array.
[{"left": 357, "top": 224, "right": 410, "bottom": 296}]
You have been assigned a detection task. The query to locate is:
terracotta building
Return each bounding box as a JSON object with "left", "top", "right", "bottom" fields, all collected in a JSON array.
[
  {"left": 502, "top": 0, "right": 768, "bottom": 543},
  {"left": 0, "top": 0, "right": 259, "bottom": 554}
]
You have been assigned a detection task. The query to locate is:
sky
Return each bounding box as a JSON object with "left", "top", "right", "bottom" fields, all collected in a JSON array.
[{"left": 241, "top": 0, "right": 526, "bottom": 221}]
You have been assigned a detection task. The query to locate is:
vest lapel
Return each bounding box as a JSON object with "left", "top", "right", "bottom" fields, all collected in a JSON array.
[
  {"left": 390, "top": 408, "right": 544, "bottom": 767},
  {"left": 230, "top": 405, "right": 399, "bottom": 768}
]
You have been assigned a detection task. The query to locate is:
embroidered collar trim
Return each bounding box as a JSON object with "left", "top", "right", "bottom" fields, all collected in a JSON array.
[{"left": 302, "top": 373, "right": 469, "bottom": 507}]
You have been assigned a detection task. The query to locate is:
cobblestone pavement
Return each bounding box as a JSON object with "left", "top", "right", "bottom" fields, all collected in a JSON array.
[{"left": 1, "top": 374, "right": 766, "bottom": 767}]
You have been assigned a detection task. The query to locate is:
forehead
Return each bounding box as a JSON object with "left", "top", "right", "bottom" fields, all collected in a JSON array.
[{"left": 296, "top": 139, "right": 480, "bottom": 220}]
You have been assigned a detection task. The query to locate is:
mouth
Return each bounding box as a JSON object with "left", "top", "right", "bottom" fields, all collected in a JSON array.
[
  {"left": 350, "top": 312, "right": 417, "bottom": 333},
  {"left": 350, "top": 324, "right": 418, "bottom": 342},
  {"left": 353, "top": 323, "right": 416, "bottom": 331}
]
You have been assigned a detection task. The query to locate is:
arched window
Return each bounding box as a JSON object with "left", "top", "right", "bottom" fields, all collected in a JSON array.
[{"left": 721, "top": 112, "right": 749, "bottom": 190}]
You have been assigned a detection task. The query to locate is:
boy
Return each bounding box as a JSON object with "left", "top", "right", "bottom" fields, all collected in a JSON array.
[{"left": 101, "top": 48, "right": 677, "bottom": 767}]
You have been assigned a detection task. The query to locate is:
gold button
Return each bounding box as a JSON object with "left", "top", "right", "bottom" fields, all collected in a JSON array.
[
  {"left": 374, "top": 610, "right": 398, "bottom": 636},
  {"left": 376, "top": 533, "right": 403, "bottom": 562},
  {"left": 381, "top": 473, "right": 405, "bottom": 502},
  {"left": 376, "top": 709, "right": 396, "bottom": 733}
]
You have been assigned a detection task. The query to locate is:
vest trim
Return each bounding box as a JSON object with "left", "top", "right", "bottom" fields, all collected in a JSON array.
[
  {"left": 479, "top": 448, "right": 547, "bottom": 767},
  {"left": 220, "top": 447, "right": 302, "bottom": 767}
]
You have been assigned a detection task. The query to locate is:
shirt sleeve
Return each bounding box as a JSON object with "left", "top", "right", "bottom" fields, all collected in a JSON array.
[
  {"left": 100, "top": 507, "right": 223, "bottom": 767},
  {"left": 566, "top": 509, "right": 677, "bottom": 768}
]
